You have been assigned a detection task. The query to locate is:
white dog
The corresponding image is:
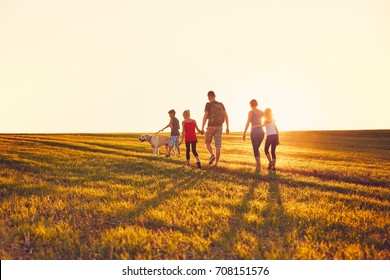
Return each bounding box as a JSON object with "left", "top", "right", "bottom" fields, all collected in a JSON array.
[{"left": 139, "top": 134, "right": 170, "bottom": 156}]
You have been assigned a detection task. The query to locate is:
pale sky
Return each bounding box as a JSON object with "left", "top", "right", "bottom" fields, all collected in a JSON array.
[{"left": 1, "top": 0, "right": 389, "bottom": 133}]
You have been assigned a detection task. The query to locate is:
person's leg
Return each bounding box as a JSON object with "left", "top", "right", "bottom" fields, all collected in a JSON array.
[
  {"left": 251, "top": 129, "right": 261, "bottom": 169},
  {"left": 166, "top": 136, "right": 175, "bottom": 157},
  {"left": 205, "top": 127, "right": 216, "bottom": 164},
  {"left": 215, "top": 147, "right": 221, "bottom": 166},
  {"left": 206, "top": 143, "right": 214, "bottom": 164},
  {"left": 191, "top": 142, "right": 198, "bottom": 158},
  {"left": 192, "top": 142, "right": 201, "bottom": 168},
  {"left": 259, "top": 132, "right": 265, "bottom": 169},
  {"left": 271, "top": 138, "right": 277, "bottom": 170},
  {"left": 175, "top": 136, "right": 181, "bottom": 157},
  {"left": 205, "top": 128, "right": 214, "bottom": 155},
  {"left": 264, "top": 137, "right": 272, "bottom": 168},
  {"left": 214, "top": 127, "right": 222, "bottom": 166},
  {"left": 185, "top": 142, "right": 191, "bottom": 164},
  {"left": 206, "top": 142, "right": 213, "bottom": 155}
]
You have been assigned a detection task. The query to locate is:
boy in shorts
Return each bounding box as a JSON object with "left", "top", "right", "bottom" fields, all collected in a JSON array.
[{"left": 162, "top": 109, "right": 181, "bottom": 157}]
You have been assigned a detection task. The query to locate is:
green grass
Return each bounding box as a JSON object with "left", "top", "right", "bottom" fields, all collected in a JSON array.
[{"left": 0, "top": 130, "right": 389, "bottom": 259}]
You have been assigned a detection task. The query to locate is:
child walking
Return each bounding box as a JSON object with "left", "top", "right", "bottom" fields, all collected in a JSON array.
[
  {"left": 263, "top": 108, "right": 279, "bottom": 171},
  {"left": 180, "top": 110, "right": 203, "bottom": 168},
  {"left": 162, "top": 109, "right": 181, "bottom": 157}
]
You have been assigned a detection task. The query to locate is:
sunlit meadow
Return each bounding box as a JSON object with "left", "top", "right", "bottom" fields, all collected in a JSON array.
[{"left": 0, "top": 131, "right": 389, "bottom": 259}]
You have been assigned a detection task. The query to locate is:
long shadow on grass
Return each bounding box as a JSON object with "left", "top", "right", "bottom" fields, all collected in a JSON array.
[
  {"left": 0, "top": 156, "right": 35, "bottom": 173},
  {"left": 17, "top": 137, "right": 179, "bottom": 167},
  {"left": 69, "top": 176, "right": 202, "bottom": 254},
  {"left": 212, "top": 178, "right": 258, "bottom": 259},
  {"left": 1, "top": 134, "right": 147, "bottom": 157},
  {"left": 206, "top": 166, "right": 390, "bottom": 208},
  {"left": 285, "top": 179, "right": 390, "bottom": 211},
  {"left": 0, "top": 184, "right": 53, "bottom": 200},
  {"left": 256, "top": 173, "right": 291, "bottom": 259},
  {"left": 266, "top": 174, "right": 390, "bottom": 259},
  {"left": 14, "top": 138, "right": 133, "bottom": 157},
  {"left": 277, "top": 167, "right": 389, "bottom": 188},
  {"left": 212, "top": 173, "right": 292, "bottom": 259},
  {"left": 1, "top": 136, "right": 185, "bottom": 189},
  {"left": 96, "top": 177, "right": 202, "bottom": 234}
]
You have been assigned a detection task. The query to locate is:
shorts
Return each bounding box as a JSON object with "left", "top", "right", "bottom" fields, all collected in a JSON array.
[
  {"left": 205, "top": 126, "right": 223, "bottom": 148},
  {"left": 169, "top": 136, "right": 180, "bottom": 147}
]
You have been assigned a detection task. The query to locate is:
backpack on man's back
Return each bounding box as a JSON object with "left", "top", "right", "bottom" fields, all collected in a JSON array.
[{"left": 209, "top": 101, "right": 225, "bottom": 126}]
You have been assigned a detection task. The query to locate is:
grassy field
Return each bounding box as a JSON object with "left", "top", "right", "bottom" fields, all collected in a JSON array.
[{"left": 0, "top": 130, "right": 389, "bottom": 260}]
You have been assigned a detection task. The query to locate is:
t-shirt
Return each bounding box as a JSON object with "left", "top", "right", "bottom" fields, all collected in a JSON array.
[
  {"left": 171, "top": 117, "right": 180, "bottom": 136},
  {"left": 265, "top": 120, "right": 277, "bottom": 136}
]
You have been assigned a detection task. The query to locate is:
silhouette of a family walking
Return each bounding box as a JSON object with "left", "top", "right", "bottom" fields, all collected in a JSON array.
[{"left": 160, "top": 90, "right": 279, "bottom": 171}]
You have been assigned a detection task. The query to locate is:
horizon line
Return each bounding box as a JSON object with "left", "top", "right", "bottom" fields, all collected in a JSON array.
[{"left": 1, "top": 128, "right": 389, "bottom": 135}]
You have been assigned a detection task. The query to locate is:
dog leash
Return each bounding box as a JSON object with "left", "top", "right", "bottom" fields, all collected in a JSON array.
[{"left": 152, "top": 129, "right": 163, "bottom": 136}]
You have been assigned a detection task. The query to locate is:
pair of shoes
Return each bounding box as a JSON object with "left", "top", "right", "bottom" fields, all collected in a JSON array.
[
  {"left": 267, "top": 162, "right": 272, "bottom": 170},
  {"left": 209, "top": 155, "right": 216, "bottom": 165},
  {"left": 165, "top": 154, "right": 170, "bottom": 157},
  {"left": 196, "top": 161, "right": 202, "bottom": 169}
]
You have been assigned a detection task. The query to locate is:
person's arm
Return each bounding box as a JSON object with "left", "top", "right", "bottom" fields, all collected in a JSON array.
[
  {"left": 201, "top": 103, "right": 210, "bottom": 133},
  {"left": 163, "top": 119, "right": 173, "bottom": 130},
  {"left": 259, "top": 117, "right": 267, "bottom": 128},
  {"left": 162, "top": 120, "right": 171, "bottom": 131},
  {"left": 202, "top": 111, "right": 208, "bottom": 132},
  {"left": 180, "top": 121, "right": 186, "bottom": 144},
  {"left": 224, "top": 110, "right": 229, "bottom": 134},
  {"left": 194, "top": 120, "right": 203, "bottom": 134},
  {"left": 243, "top": 111, "right": 251, "bottom": 141},
  {"left": 275, "top": 123, "right": 280, "bottom": 144}
]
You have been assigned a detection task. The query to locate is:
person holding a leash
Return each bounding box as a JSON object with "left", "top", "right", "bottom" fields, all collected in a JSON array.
[
  {"left": 180, "top": 110, "right": 203, "bottom": 168},
  {"left": 162, "top": 109, "right": 181, "bottom": 157},
  {"left": 201, "top": 91, "right": 229, "bottom": 167}
]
